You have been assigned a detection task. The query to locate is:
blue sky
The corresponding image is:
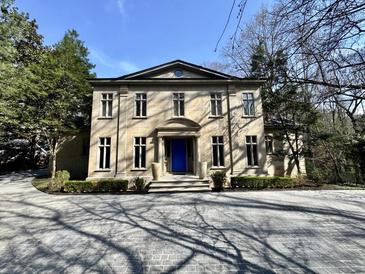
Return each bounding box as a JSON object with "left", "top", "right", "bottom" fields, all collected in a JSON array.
[{"left": 17, "top": 0, "right": 273, "bottom": 77}]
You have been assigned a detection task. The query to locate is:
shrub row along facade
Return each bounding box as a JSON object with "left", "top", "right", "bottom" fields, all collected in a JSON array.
[{"left": 84, "top": 60, "right": 305, "bottom": 181}]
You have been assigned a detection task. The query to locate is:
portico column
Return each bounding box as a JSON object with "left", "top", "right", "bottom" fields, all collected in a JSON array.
[
  {"left": 196, "top": 136, "right": 201, "bottom": 176},
  {"left": 158, "top": 136, "right": 165, "bottom": 175}
]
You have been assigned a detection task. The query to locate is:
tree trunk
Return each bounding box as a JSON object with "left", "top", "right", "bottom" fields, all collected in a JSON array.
[{"left": 50, "top": 139, "right": 58, "bottom": 179}]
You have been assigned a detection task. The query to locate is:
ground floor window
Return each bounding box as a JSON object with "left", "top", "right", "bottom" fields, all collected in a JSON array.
[
  {"left": 246, "top": 136, "right": 258, "bottom": 166},
  {"left": 265, "top": 135, "right": 273, "bottom": 154},
  {"left": 134, "top": 137, "right": 146, "bottom": 169},
  {"left": 99, "top": 137, "right": 111, "bottom": 169},
  {"left": 212, "top": 136, "right": 224, "bottom": 167}
]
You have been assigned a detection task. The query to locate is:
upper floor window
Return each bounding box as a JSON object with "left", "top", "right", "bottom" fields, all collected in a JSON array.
[
  {"left": 135, "top": 93, "right": 147, "bottom": 117},
  {"left": 173, "top": 93, "right": 185, "bottom": 117},
  {"left": 212, "top": 136, "right": 224, "bottom": 167},
  {"left": 210, "top": 93, "right": 223, "bottom": 116},
  {"left": 246, "top": 136, "right": 258, "bottom": 166},
  {"left": 134, "top": 137, "right": 146, "bottom": 169},
  {"left": 101, "top": 93, "right": 113, "bottom": 117},
  {"left": 99, "top": 137, "right": 111, "bottom": 169},
  {"left": 265, "top": 135, "right": 273, "bottom": 154},
  {"left": 242, "top": 93, "right": 255, "bottom": 116}
]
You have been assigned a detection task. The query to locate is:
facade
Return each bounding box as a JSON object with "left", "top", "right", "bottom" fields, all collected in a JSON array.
[{"left": 86, "top": 60, "right": 304, "bottom": 181}]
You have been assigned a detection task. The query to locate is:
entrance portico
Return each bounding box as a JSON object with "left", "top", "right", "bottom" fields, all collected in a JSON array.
[{"left": 156, "top": 118, "right": 201, "bottom": 177}]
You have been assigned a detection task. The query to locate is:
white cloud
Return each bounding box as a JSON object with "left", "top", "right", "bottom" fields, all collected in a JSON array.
[
  {"left": 89, "top": 47, "right": 138, "bottom": 77},
  {"left": 116, "top": 0, "right": 126, "bottom": 15}
]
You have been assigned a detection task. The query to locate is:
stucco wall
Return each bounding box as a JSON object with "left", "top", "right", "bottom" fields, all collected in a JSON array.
[{"left": 87, "top": 83, "right": 268, "bottom": 180}]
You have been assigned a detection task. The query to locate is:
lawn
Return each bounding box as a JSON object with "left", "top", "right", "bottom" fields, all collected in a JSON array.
[{"left": 32, "top": 177, "right": 52, "bottom": 192}]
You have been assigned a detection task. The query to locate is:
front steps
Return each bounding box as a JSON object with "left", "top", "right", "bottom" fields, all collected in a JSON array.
[{"left": 148, "top": 176, "right": 210, "bottom": 193}]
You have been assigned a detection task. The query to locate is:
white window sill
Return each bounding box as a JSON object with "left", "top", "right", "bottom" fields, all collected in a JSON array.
[
  {"left": 211, "top": 166, "right": 225, "bottom": 170},
  {"left": 245, "top": 166, "right": 260, "bottom": 169},
  {"left": 97, "top": 117, "right": 113, "bottom": 120},
  {"left": 131, "top": 168, "right": 147, "bottom": 171},
  {"left": 172, "top": 116, "right": 185, "bottom": 118},
  {"left": 95, "top": 169, "right": 112, "bottom": 172},
  {"left": 242, "top": 115, "right": 256, "bottom": 118},
  {"left": 132, "top": 116, "right": 148, "bottom": 119}
]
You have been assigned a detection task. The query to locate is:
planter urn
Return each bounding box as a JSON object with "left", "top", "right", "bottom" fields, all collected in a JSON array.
[
  {"left": 152, "top": 162, "right": 161, "bottom": 181},
  {"left": 199, "top": 161, "right": 207, "bottom": 179}
]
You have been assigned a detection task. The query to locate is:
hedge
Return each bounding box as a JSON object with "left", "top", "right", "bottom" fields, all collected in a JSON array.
[
  {"left": 64, "top": 180, "right": 129, "bottom": 193},
  {"left": 231, "top": 176, "right": 294, "bottom": 189}
]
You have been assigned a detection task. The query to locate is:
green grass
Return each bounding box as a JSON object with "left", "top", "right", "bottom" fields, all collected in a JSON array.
[{"left": 32, "top": 177, "right": 51, "bottom": 192}]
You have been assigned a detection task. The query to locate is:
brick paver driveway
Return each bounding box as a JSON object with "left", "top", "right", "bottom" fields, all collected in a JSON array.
[{"left": 0, "top": 172, "right": 364, "bottom": 273}]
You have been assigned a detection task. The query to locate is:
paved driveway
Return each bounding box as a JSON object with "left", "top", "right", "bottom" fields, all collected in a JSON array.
[{"left": 0, "top": 172, "right": 364, "bottom": 274}]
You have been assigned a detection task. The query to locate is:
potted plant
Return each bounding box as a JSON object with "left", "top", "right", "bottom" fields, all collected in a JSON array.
[{"left": 211, "top": 171, "right": 226, "bottom": 192}]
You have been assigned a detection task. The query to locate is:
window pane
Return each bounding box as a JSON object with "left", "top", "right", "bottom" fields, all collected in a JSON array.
[
  {"left": 244, "top": 101, "right": 249, "bottom": 115},
  {"left": 174, "top": 100, "right": 179, "bottom": 116},
  {"left": 105, "top": 147, "right": 110, "bottom": 168},
  {"left": 252, "top": 136, "right": 257, "bottom": 143},
  {"left": 142, "top": 93, "right": 146, "bottom": 100},
  {"left": 253, "top": 144, "right": 258, "bottom": 165},
  {"left": 102, "top": 101, "right": 107, "bottom": 117},
  {"left": 136, "top": 101, "right": 141, "bottom": 116},
  {"left": 135, "top": 137, "right": 140, "bottom": 145},
  {"left": 106, "top": 137, "right": 111, "bottom": 145},
  {"left": 246, "top": 136, "right": 251, "bottom": 144},
  {"left": 107, "top": 101, "right": 112, "bottom": 117},
  {"left": 134, "top": 146, "right": 139, "bottom": 168},
  {"left": 99, "top": 147, "right": 104, "bottom": 168},
  {"left": 219, "top": 145, "right": 224, "bottom": 166},
  {"left": 212, "top": 136, "right": 217, "bottom": 144},
  {"left": 141, "top": 137, "right": 146, "bottom": 145},
  {"left": 249, "top": 101, "right": 255, "bottom": 116},
  {"left": 211, "top": 100, "right": 216, "bottom": 116},
  {"left": 141, "top": 147, "right": 146, "bottom": 168},
  {"left": 217, "top": 100, "right": 222, "bottom": 115},
  {"left": 142, "top": 101, "right": 147, "bottom": 116},
  {"left": 218, "top": 136, "right": 223, "bottom": 143},
  {"left": 213, "top": 145, "right": 218, "bottom": 166},
  {"left": 247, "top": 145, "right": 252, "bottom": 166},
  {"left": 180, "top": 101, "right": 184, "bottom": 116}
]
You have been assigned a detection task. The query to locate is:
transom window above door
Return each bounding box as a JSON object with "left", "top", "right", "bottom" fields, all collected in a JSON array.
[{"left": 173, "top": 93, "right": 185, "bottom": 117}]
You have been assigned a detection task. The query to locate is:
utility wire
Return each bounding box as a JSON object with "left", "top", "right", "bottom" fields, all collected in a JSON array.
[{"left": 214, "top": 0, "right": 237, "bottom": 52}]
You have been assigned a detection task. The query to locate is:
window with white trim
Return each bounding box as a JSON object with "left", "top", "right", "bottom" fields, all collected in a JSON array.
[
  {"left": 135, "top": 93, "right": 147, "bottom": 117},
  {"left": 134, "top": 137, "right": 146, "bottom": 169},
  {"left": 210, "top": 93, "right": 222, "bottom": 116},
  {"left": 246, "top": 136, "right": 258, "bottom": 166},
  {"left": 98, "top": 137, "right": 111, "bottom": 169},
  {"left": 212, "top": 136, "right": 224, "bottom": 167},
  {"left": 101, "top": 93, "right": 113, "bottom": 117},
  {"left": 242, "top": 93, "right": 255, "bottom": 116},
  {"left": 173, "top": 93, "right": 185, "bottom": 116},
  {"left": 265, "top": 135, "right": 273, "bottom": 154}
]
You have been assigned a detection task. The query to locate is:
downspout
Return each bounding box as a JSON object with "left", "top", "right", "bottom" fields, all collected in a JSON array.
[
  {"left": 115, "top": 92, "right": 121, "bottom": 177},
  {"left": 226, "top": 83, "right": 234, "bottom": 175}
]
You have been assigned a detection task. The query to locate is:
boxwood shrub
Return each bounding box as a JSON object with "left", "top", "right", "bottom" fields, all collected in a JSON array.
[
  {"left": 231, "top": 176, "right": 294, "bottom": 190},
  {"left": 64, "top": 180, "right": 129, "bottom": 193}
]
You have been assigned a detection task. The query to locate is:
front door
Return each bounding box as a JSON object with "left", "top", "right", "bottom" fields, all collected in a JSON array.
[{"left": 171, "top": 138, "right": 187, "bottom": 173}]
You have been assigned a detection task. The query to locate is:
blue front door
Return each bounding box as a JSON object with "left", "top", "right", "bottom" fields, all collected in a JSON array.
[{"left": 171, "top": 139, "right": 187, "bottom": 172}]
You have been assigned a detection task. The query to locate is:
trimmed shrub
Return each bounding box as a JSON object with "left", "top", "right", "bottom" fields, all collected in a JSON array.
[
  {"left": 48, "top": 170, "right": 70, "bottom": 192},
  {"left": 64, "top": 180, "right": 128, "bottom": 193},
  {"left": 211, "top": 171, "right": 226, "bottom": 191},
  {"left": 64, "top": 181, "right": 94, "bottom": 193},
  {"left": 133, "top": 177, "right": 146, "bottom": 193},
  {"left": 231, "top": 176, "right": 294, "bottom": 190}
]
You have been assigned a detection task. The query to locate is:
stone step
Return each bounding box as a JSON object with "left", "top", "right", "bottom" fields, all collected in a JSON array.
[
  {"left": 149, "top": 181, "right": 209, "bottom": 188},
  {"left": 148, "top": 186, "right": 211, "bottom": 193}
]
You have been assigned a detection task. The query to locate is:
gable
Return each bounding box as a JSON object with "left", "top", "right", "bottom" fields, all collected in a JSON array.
[{"left": 118, "top": 60, "right": 239, "bottom": 80}]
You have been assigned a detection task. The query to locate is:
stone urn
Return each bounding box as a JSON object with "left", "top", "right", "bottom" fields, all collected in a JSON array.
[
  {"left": 199, "top": 161, "right": 207, "bottom": 179},
  {"left": 152, "top": 162, "right": 161, "bottom": 181}
]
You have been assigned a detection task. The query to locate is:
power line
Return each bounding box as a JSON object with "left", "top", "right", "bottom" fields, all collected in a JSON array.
[{"left": 214, "top": 0, "right": 237, "bottom": 52}]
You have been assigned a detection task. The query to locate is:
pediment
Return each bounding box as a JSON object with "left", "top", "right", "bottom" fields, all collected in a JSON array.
[
  {"left": 157, "top": 118, "right": 201, "bottom": 131},
  {"left": 118, "top": 60, "right": 237, "bottom": 80}
]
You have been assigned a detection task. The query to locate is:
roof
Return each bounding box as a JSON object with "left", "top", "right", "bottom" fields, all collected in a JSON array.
[{"left": 88, "top": 59, "right": 266, "bottom": 85}]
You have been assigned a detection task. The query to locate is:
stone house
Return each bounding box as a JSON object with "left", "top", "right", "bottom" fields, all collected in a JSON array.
[{"left": 84, "top": 60, "right": 305, "bottom": 183}]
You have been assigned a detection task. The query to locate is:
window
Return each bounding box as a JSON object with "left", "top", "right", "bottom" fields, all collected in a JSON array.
[
  {"left": 134, "top": 137, "right": 146, "bottom": 169},
  {"left": 101, "top": 93, "right": 113, "bottom": 117},
  {"left": 210, "top": 93, "right": 223, "bottom": 116},
  {"left": 242, "top": 93, "right": 255, "bottom": 116},
  {"left": 246, "top": 136, "right": 258, "bottom": 166},
  {"left": 135, "top": 93, "right": 147, "bottom": 117},
  {"left": 99, "top": 137, "right": 111, "bottom": 169},
  {"left": 173, "top": 93, "right": 185, "bottom": 116},
  {"left": 265, "top": 136, "right": 273, "bottom": 154},
  {"left": 212, "top": 136, "right": 224, "bottom": 167}
]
